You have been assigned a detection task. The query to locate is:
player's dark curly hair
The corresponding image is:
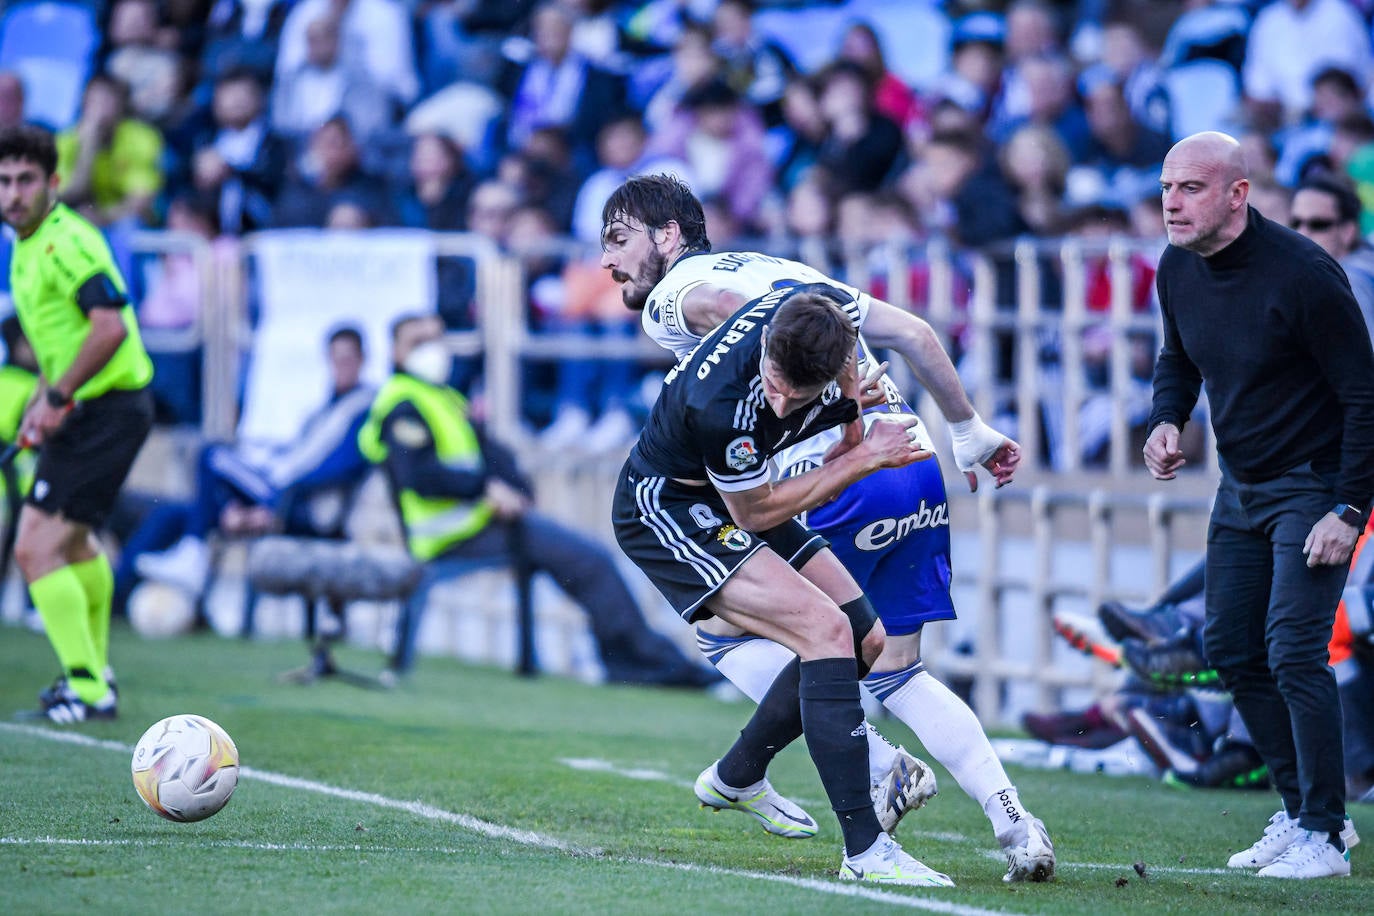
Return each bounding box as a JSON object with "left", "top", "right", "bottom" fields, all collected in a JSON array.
[
  {"left": 601, "top": 173, "right": 711, "bottom": 253},
  {"left": 766, "top": 291, "right": 856, "bottom": 388},
  {"left": 0, "top": 124, "right": 57, "bottom": 177}
]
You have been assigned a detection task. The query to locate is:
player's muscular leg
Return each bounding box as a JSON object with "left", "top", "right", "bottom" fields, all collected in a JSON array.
[
  {"left": 797, "top": 548, "right": 884, "bottom": 667},
  {"left": 709, "top": 548, "right": 856, "bottom": 660},
  {"left": 872, "top": 630, "right": 923, "bottom": 672},
  {"left": 14, "top": 507, "right": 89, "bottom": 581}
]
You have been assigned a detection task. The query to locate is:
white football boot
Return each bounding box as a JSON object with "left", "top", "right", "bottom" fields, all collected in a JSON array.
[
  {"left": 840, "top": 832, "right": 955, "bottom": 887},
  {"left": 694, "top": 761, "right": 818, "bottom": 838}
]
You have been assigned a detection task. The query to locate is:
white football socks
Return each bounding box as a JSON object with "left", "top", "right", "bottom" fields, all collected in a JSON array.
[{"left": 874, "top": 666, "right": 1025, "bottom": 839}]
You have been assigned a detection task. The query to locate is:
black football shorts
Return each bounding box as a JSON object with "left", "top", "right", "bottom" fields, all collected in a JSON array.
[
  {"left": 612, "top": 458, "right": 827, "bottom": 621},
  {"left": 29, "top": 387, "right": 154, "bottom": 527}
]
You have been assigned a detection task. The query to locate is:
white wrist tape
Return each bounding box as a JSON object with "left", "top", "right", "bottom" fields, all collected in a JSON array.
[{"left": 949, "top": 413, "right": 1005, "bottom": 473}]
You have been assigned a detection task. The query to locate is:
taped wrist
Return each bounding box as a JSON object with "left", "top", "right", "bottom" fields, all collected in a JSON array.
[{"left": 949, "top": 412, "right": 1003, "bottom": 472}]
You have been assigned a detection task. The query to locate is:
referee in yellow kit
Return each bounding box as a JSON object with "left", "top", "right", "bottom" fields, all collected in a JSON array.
[{"left": 0, "top": 125, "right": 154, "bottom": 723}]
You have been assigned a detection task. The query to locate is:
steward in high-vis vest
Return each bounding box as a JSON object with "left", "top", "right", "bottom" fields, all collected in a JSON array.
[
  {"left": 358, "top": 368, "right": 491, "bottom": 561},
  {"left": 358, "top": 313, "right": 720, "bottom": 689}
]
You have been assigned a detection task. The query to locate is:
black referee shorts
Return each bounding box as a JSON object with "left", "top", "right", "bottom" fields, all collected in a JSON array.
[
  {"left": 29, "top": 387, "right": 154, "bottom": 528},
  {"left": 612, "top": 459, "right": 828, "bottom": 622}
]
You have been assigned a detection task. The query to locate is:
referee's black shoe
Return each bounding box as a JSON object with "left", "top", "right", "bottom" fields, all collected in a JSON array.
[{"left": 36, "top": 680, "right": 117, "bottom": 724}]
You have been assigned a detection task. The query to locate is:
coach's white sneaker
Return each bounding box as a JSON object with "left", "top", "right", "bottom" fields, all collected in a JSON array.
[
  {"left": 694, "top": 762, "right": 818, "bottom": 838},
  {"left": 1001, "top": 816, "right": 1056, "bottom": 882},
  {"left": 135, "top": 536, "right": 211, "bottom": 595},
  {"left": 1228, "top": 811, "right": 1360, "bottom": 868},
  {"left": 1256, "top": 830, "right": 1351, "bottom": 879},
  {"left": 840, "top": 832, "right": 955, "bottom": 887},
  {"left": 872, "top": 747, "right": 938, "bottom": 835}
]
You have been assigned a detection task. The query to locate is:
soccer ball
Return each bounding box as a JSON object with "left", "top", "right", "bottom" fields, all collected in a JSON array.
[{"left": 131, "top": 714, "right": 240, "bottom": 822}]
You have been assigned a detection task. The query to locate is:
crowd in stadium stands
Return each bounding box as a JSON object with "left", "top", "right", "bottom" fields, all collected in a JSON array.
[{"left": 6, "top": 0, "right": 1374, "bottom": 450}]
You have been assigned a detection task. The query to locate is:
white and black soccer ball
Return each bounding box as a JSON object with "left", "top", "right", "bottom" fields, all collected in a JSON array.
[{"left": 131, "top": 714, "right": 239, "bottom": 822}]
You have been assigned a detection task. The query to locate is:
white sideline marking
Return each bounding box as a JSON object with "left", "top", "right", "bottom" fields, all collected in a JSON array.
[
  {"left": 1, "top": 837, "right": 471, "bottom": 854},
  {"left": 2, "top": 723, "right": 1018, "bottom": 915},
  {"left": 560, "top": 756, "right": 694, "bottom": 788}
]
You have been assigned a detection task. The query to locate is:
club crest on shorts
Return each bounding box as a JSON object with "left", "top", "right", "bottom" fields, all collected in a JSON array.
[
  {"left": 725, "top": 436, "right": 759, "bottom": 471},
  {"left": 716, "top": 524, "right": 752, "bottom": 551}
]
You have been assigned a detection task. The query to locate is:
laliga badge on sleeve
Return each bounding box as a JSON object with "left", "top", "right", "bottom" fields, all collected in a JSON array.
[{"left": 726, "top": 436, "right": 759, "bottom": 471}]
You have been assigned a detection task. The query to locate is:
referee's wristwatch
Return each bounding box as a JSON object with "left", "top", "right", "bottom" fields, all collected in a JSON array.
[
  {"left": 1334, "top": 503, "right": 1367, "bottom": 530},
  {"left": 44, "top": 387, "right": 70, "bottom": 409}
]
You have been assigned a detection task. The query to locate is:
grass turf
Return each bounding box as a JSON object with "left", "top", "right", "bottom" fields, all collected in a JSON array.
[{"left": 1, "top": 622, "right": 1368, "bottom": 915}]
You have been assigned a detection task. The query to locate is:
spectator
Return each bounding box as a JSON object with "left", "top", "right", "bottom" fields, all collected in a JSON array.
[
  {"left": 56, "top": 75, "right": 163, "bottom": 227},
  {"left": 836, "top": 19, "right": 926, "bottom": 135},
  {"left": 1242, "top": 0, "right": 1373, "bottom": 131},
  {"left": 990, "top": 0, "right": 1066, "bottom": 136},
  {"left": 396, "top": 132, "right": 477, "bottom": 232},
  {"left": 499, "top": 126, "right": 580, "bottom": 232},
  {"left": 1274, "top": 66, "right": 1371, "bottom": 185},
  {"left": 1071, "top": 71, "right": 1173, "bottom": 208},
  {"left": 813, "top": 61, "right": 904, "bottom": 196},
  {"left": 1093, "top": 17, "right": 1169, "bottom": 136},
  {"left": 710, "top": 0, "right": 795, "bottom": 127},
  {"left": 1158, "top": 0, "right": 1250, "bottom": 75},
  {"left": 999, "top": 124, "right": 1071, "bottom": 236},
  {"left": 276, "top": 0, "right": 420, "bottom": 112},
  {"left": 1290, "top": 172, "right": 1374, "bottom": 338},
  {"left": 647, "top": 78, "right": 772, "bottom": 234},
  {"left": 420, "top": 0, "right": 536, "bottom": 94},
  {"left": 272, "top": 117, "right": 393, "bottom": 228},
  {"left": 0, "top": 71, "right": 23, "bottom": 130},
  {"left": 134, "top": 325, "right": 376, "bottom": 597},
  {"left": 1246, "top": 177, "right": 1294, "bottom": 226},
  {"left": 103, "top": 0, "right": 184, "bottom": 125},
  {"left": 188, "top": 67, "right": 286, "bottom": 234},
  {"left": 991, "top": 53, "right": 1093, "bottom": 164},
  {"left": 771, "top": 73, "right": 827, "bottom": 194},
  {"left": 501, "top": 1, "right": 627, "bottom": 167},
  {"left": 138, "top": 190, "right": 226, "bottom": 332},
  {"left": 641, "top": 21, "right": 720, "bottom": 135},
  {"left": 940, "top": 11, "right": 1006, "bottom": 129},
  {"left": 899, "top": 128, "right": 1025, "bottom": 248},
  {"left": 271, "top": 14, "right": 392, "bottom": 147},
  {"left": 202, "top": 0, "right": 293, "bottom": 83},
  {"left": 571, "top": 114, "right": 690, "bottom": 245},
  {"left": 777, "top": 171, "right": 836, "bottom": 265}
]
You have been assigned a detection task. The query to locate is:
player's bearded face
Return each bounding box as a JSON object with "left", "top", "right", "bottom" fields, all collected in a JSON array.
[
  {"left": 617, "top": 245, "right": 668, "bottom": 311},
  {"left": 602, "top": 215, "right": 671, "bottom": 311}
]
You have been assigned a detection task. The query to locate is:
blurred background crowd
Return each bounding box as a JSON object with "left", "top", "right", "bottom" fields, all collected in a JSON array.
[{"left": 6, "top": 0, "right": 1374, "bottom": 451}]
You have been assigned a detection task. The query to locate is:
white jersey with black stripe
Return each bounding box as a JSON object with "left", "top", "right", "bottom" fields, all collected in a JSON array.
[{"left": 643, "top": 251, "right": 871, "bottom": 359}]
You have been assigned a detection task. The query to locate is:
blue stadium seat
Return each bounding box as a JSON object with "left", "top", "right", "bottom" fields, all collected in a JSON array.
[{"left": 0, "top": 0, "right": 100, "bottom": 130}]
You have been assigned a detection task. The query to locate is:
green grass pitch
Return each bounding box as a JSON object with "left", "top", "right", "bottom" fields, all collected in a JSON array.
[{"left": 1, "top": 623, "right": 1368, "bottom": 915}]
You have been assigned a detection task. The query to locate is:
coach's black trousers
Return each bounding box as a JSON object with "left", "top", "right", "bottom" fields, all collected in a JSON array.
[{"left": 1203, "top": 462, "right": 1348, "bottom": 833}]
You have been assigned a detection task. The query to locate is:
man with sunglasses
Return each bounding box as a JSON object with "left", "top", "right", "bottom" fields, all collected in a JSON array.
[{"left": 1289, "top": 172, "right": 1374, "bottom": 340}]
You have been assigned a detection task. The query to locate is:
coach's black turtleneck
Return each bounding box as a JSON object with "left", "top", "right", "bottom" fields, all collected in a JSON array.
[{"left": 1149, "top": 206, "right": 1374, "bottom": 507}]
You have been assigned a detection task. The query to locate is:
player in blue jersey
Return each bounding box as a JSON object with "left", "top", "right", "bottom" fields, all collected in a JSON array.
[{"left": 601, "top": 174, "right": 1055, "bottom": 883}]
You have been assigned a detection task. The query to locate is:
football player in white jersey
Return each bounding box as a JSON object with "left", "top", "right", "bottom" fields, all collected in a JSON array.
[{"left": 600, "top": 174, "right": 1055, "bottom": 883}]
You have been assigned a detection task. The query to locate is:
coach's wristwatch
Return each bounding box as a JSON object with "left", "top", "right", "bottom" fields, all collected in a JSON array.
[
  {"left": 44, "top": 387, "right": 70, "bottom": 409},
  {"left": 1334, "top": 504, "right": 1366, "bottom": 530}
]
